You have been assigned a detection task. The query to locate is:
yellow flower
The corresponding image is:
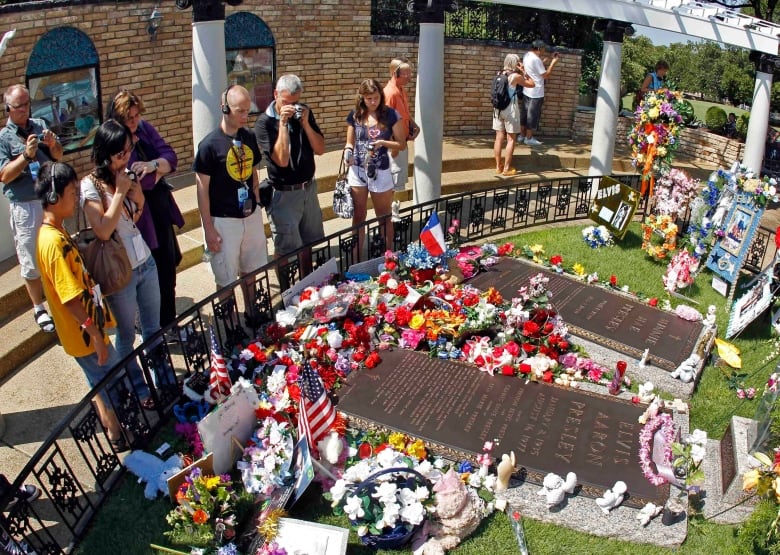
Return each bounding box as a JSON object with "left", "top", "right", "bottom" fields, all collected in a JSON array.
[
  {"left": 407, "top": 439, "right": 427, "bottom": 459},
  {"left": 388, "top": 432, "right": 406, "bottom": 451},
  {"left": 743, "top": 469, "right": 760, "bottom": 491},
  {"left": 656, "top": 146, "right": 667, "bottom": 157},
  {"left": 203, "top": 475, "right": 221, "bottom": 490},
  {"left": 572, "top": 263, "right": 585, "bottom": 276},
  {"left": 743, "top": 178, "right": 760, "bottom": 193},
  {"left": 409, "top": 313, "right": 426, "bottom": 330},
  {"left": 774, "top": 476, "right": 780, "bottom": 502},
  {"left": 529, "top": 244, "right": 544, "bottom": 254},
  {"left": 648, "top": 107, "right": 660, "bottom": 120}
]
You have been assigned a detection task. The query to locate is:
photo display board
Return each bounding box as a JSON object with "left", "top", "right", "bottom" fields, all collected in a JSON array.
[{"left": 588, "top": 176, "right": 640, "bottom": 239}]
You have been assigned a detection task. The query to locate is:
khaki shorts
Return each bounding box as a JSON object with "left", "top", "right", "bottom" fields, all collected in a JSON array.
[
  {"left": 208, "top": 209, "right": 268, "bottom": 287},
  {"left": 492, "top": 98, "right": 522, "bottom": 134},
  {"left": 10, "top": 200, "right": 43, "bottom": 280}
]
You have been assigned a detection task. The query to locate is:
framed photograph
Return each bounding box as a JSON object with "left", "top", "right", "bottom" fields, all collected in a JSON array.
[
  {"left": 274, "top": 518, "right": 349, "bottom": 555},
  {"left": 588, "top": 176, "right": 639, "bottom": 240},
  {"left": 721, "top": 205, "right": 755, "bottom": 257}
]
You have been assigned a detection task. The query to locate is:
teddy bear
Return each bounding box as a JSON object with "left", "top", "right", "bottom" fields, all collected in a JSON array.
[
  {"left": 412, "top": 468, "right": 485, "bottom": 555},
  {"left": 670, "top": 353, "right": 700, "bottom": 383},
  {"left": 537, "top": 472, "right": 577, "bottom": 509},
  {"left": 124, "top": 450, "right": 184, "bottom": 500},
  {"left": 636, "top": 502, "right": 663, "bottom": 526},
  {"left": 595, "top": 481, "right": 627, "bottom": 514}
]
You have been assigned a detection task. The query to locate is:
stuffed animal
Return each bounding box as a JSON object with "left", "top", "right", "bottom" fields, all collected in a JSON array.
[
  {"left": 670, "top": 354, "right": 700, "bottom": 383},
  {"left": 495, "top": 451, "right": 516, "bottom": 492},
  {"left": 412, "top": 468, "right": 485, "bottom": 555},
  {"left": 636, "top": 502, "right": 663, "bottom": 526},
  {"left": 595, "top": 481, "right": 627, "bottom": 514},
  {"left": 124, "top": 450, "right": 184, "bottom": 500},
  {"left": 537, "top": 472, "right": 577, "bottom": 509},
  {"left": 637, "top": 381, "right": 655, "bottom": 404}
]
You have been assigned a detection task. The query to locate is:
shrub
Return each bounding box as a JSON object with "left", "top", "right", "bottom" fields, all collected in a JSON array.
[
  {"left": 736, "top": 113, "right": 750, "bottom": 139},
  {"left": 737, "top": 499, "right": 780, "bottom": 554},
  {"left": 676, "top": 99, "right": 696, "bottom": 126},
  {"left": 705, "top": 106, "right": 728, "bottom": 132}
]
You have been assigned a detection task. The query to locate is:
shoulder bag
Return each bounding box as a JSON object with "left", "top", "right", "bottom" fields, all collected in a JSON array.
[
  {"left": 75, "top": 176, "right": 132, "bottom": 296},
  {"left": 332, "top": 153, "right": 354, "bottom": 219}
]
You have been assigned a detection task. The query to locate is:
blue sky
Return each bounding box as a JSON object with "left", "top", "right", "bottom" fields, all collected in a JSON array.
[{"left": 634, "top": 25, "right": 700, "bottom": 46}]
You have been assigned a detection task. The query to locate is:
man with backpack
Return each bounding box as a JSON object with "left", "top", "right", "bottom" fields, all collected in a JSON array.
[{"left": 492, "top": 53, "right": 533, "bottom": 177}]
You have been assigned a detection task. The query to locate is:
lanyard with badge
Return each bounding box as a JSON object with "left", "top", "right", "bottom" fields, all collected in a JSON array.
[{"left": 232, "top": 138, "right": 252, "bottom": 217}]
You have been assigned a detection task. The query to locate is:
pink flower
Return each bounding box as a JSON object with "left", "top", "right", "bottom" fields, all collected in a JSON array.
[{"left": 736, "top": 388, "right": 746, "bottom": 399}]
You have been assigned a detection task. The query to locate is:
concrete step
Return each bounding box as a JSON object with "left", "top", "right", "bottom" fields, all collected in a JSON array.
[{"left": 0, "top": 137, "right": 640, "bottom": 382}]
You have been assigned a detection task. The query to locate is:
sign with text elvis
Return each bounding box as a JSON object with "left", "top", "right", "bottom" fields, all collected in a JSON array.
[{"left": 588, "top": 176, "right": 640, "bottom": 240}]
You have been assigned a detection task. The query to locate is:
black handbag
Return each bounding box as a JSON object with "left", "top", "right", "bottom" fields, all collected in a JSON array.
[{"left": 332, "top": 154, "right": 353, "bottom": 219}]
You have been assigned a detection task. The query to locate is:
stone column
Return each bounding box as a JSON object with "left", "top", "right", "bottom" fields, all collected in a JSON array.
[
  {"left": 411, "top": 1, "right": 456, "bottom": 204},
  {"left": 185, "top": 0, "right": 237, "bottom": 149},
  {"left": 588, "top": 20, "right": 632, "bottom": 182},
  {"left": 744, "top": 53, "right": 776, "bottom": 174}
]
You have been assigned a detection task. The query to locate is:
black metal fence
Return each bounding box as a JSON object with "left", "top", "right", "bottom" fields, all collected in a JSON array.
[{"left": 2, "top": 174, "right": 776, "bottom": 553}]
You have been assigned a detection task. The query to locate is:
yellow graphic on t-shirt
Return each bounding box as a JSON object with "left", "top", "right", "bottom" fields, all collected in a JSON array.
[{"left": 226, "top": 144, "right": 253, "bottom": 182}]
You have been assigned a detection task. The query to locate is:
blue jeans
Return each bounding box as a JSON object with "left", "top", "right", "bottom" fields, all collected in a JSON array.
[
  {"left": 106, "top": 256, "right": 160, "bottom": 400},
  {"left": 75, "top": 343, "right": 123, "bottom": 406}
]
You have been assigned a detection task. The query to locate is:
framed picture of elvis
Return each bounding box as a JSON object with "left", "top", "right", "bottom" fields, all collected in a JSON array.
[
  {"left": 588, "top": 176, "right": 639, "bottom": 239},
  {"left": 705, "top": 201, "right": 764, "bottom": 285}
]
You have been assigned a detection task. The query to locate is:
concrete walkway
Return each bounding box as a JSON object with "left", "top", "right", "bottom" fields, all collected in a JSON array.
[{"left": 0, "top": 135, "right": 721, "bottom": 484}]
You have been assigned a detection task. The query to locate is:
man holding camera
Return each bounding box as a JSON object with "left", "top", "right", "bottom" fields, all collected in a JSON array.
[
  {"left": 255, "top": 74, "right": 324, "bottom": 277},
  {"left": 0, "top": 84, "right": 63, "bottom": 333},
  {"left": 520, "top": 40, "right": 560, "bottom": 147}
]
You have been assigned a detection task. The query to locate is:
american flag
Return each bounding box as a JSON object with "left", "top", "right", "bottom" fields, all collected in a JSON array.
[
  {"left": 208, "top": 326, "right": 232, "bottom": 404},
  {"left": 297, "top": 361, "right": 336, "bottom": 448}
]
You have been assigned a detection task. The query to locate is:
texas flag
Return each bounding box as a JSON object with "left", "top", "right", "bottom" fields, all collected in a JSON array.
[{"left": 420, "top": 212, "right": 446, "bottom": 256}]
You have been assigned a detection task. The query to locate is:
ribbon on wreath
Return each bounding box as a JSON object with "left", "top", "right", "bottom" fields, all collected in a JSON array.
[
  {"left": 463, "top": 336, "right": 494, "bottom": 375},
  {"left": 640, "top": 123, "right": 658, "bottom": 197}
]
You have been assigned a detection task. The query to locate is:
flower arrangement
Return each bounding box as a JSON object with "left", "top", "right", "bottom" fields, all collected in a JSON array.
[
  {"left": 671, "top": 429, "right": 707, "bottom": 491},
  {"left": 662, "top": 249, "right": 698, "bottom": 294},
  {"left": 238, "top": 416, "right": 295, "bottom": 496},
  {"left": 581, "top": 225, "right": 614, "bottom": 249},
  {"left": 165, "top": 467, "right": 253, "bottom": 549},
  {"left": 628, "top": 89, "right": 685, "bottom": 195},
  {"left": 742, "top": 449, "right": 780, "bottom": 542},
  {"left": 653, "top": 168, "right": 700, "bottom": 219},
  {"left": 638, "top": 412, "right": 677, "bottom": 486},
  {"left": 711, "top": 163, "right": 779, "bottom": 208},
  {"left": 641, "top": 214, "right": 678, "bottom": 260}
]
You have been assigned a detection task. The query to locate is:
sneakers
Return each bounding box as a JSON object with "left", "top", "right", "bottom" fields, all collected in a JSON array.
[
  {"left": 5, "top": 484, "right": 41, "bottom": 510},
  {"left": 524, "top": 137, "right": 543, "bottom": 146},
  {"left": 33, "top": 309, "right": 55, "bottom": 333}
]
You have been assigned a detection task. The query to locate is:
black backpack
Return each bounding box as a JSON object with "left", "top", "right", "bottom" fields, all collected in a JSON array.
[{"left": 491, "top": 71, "right": 512, "bottom": 111}]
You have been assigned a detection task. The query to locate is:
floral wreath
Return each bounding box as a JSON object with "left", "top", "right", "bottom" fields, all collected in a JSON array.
[
  {"left": 641, "top": 214, "right": 678, "bottom": 260},
  {"left": 638, "top": 412, "right": 676, "bottom": 486}
]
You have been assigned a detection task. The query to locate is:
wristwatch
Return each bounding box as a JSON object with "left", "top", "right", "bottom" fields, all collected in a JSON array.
[
  {"left": 22, "top": 152, "right": 33, "bottom": 163},
  {"left": 151, "top": 159, "right": 159, "bottom": 171}
]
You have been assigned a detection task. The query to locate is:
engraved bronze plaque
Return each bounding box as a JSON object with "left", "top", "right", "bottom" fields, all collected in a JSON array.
[
  {"left": 468, "top": 259, "right": 703, "bottom": 371},
  {"left": 720, "top": 421, "right": 737, "bottom": 494},
  {"left": 338, "top": 349, "right": 669, "bottom": 507}
]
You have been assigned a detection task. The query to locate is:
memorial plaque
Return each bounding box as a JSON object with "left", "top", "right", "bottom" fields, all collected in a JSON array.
[
  {"left": 338, "top": 350, "right": 669, "bottom": 507},
  {"left": 720, "top": 421, "right": 737, "bottom": 494},
  {"left": 469, "top": 259, "right": 704, "bottom": 371}
]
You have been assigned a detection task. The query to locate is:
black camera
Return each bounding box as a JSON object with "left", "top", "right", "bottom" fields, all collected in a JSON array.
[
  {"left": 124, "top": 168, "right": 138, "bottom": 181},
  {"left": 293, "top": 104, "right": 303, "bottom": 119},
  {"left": 366, "top": 161, "right": 377, "bottom": 179}
]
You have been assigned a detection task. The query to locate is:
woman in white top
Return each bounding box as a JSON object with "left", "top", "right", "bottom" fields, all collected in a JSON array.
[{"left": 80, "top": 120, "right": 160, "bottom": 409}]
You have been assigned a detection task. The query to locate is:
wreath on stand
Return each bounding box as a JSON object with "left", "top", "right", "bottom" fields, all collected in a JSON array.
[{"left": 641, "top": 214, "right": 678, "bottom": 260}]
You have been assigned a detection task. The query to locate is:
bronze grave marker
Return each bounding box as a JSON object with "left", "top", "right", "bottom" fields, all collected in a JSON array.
[
  {"left": 338, "top": 349, "right": 669, "bottom": 507},
  {"left": 468, "top": 258, "right": 703, "bottom": 371}
]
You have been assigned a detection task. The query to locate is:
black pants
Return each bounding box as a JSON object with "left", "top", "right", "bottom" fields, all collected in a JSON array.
[{"left": 144, "top": 184, "right": 182, "bottom": 328}]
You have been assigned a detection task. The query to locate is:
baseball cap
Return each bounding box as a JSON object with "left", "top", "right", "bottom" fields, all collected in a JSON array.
[{"left": 532, "top": 39, "right": 550, "bottom": 50}]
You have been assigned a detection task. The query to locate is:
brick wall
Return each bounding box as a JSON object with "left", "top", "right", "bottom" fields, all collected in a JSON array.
[
  {"left": 0, "top": 1, "right": 581, "bottom": 177},
  {"left": 573, "top": 110, "right": 745, "bottom": 167}
]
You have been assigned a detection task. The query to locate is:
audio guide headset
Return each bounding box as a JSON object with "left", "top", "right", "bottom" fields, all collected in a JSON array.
[
  {"left": 46, "top": 162, "right": 59, "bottom": 205},
  {"left": 221, "top": 85, "right": 234, "bottom": 115}
]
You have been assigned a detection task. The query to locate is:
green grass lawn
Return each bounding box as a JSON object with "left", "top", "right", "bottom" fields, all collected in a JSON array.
[
  {"left": 77, "top": 222, "right": 778, "bottom": 555},
  {"left": 622, "top": 95, "right": 751, "bottom": 124}
]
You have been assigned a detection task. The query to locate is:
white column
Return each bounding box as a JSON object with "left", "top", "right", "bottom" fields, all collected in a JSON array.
[
  {"left": 0, "top": 196, "right": 13, "bottom": 261},
  {"left": 192, "top": 20, "right": 228, "bottom": 150},
  {"left": 588, "top": 39, "right": 623, "bottom": 181},
  {"left": 744, "top": 70, "right": 772, "bottom": 174},
  {"left": 413, "top": 21, "right": 444, "bottom": 204}
]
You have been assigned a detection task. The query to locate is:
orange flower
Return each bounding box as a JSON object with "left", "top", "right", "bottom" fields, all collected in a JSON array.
[{"left": 192, "top": 509, "right": 209, "bottom": 524}]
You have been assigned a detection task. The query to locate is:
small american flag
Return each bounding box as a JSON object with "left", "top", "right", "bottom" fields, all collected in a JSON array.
[
  {"left": 297, "top": 361, "right": 336, "bottom": 448},
  {"left": 208, "top": 326, "right": 232, "bottom": 404}
]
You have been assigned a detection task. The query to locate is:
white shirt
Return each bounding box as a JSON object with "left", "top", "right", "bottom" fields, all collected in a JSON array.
[{"left": 522, "top": 51, "right": 547, "bottom": 99}]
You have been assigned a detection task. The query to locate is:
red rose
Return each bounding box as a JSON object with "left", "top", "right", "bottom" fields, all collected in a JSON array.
[
  {"left": 519, "top": 363, "right": 532, "bottom": 374},
  {"left": 501, "top": 365, "right": 515, "bottom": 376},
  {"left": 631, "top": 396, "right": 640, "bottom": 404},
  {"left": 498, "top": 243, "right": 514, "bottom": 256},
  {"left": 385, "top": 260, "right": 397, "bottom": 271},
  {"left": 550, "top": 255, "right": 563, "bottom": 266},
  {"left": 542, "top": 370, "right": 554, "bottom": 383},
  {"left": 558, "top": 341, "right": 570, "bottom": 351},
  {"left": 521, "top": 343, "right": 536, "bottom": 354},
  {"left": 610, "top": 275, "right": 618, "bottom": 287},
  {"left": 365, "top": 351, "right": 381, "bottom": 368},
  {"left": 352, "top": 350, "right": 366, "bottom": 363},
  {"left": 649, "top": 297, "right": 658, "bottom": 307},
  {"left": 522, "top": 321, "right": 540, "bottom": 337},
  {"left": 358, "top": 442, "right": 373, "bottom": 459},
  {"left": 378, "top": 273, "right": 390, "bottom": 285},
  {"left": 504, "top": 341, "right": 520, "bottom": 357}
]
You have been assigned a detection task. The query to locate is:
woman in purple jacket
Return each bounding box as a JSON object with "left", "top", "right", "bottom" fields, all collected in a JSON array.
[{"left": 108, "top": 90, "right": 184, "bottom": 330}]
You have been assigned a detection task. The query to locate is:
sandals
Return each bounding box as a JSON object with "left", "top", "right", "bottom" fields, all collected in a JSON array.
[
  {"left": 141, "top": 398, "right": 157, "bottom": 411},
  {"left": 501, "top": 168, "right": 518, "bottom": 177},
  {"left": 109, "top": 435, "right": 129, "bottom": 453},
  {"left": 34, "top": 309, "right": 55, "bottom": 333}
]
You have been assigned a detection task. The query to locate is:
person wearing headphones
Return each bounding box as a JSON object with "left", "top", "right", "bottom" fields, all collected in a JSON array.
[
  {"left": 383, "top": 58, "right": 418, "bottom": 193},
  {"left": 34, "top": 161, "right": 126, "bottom": 452},
  {"left": 254, "top": 74, "right": 324, "bottom": 278},
  {"left": 194, "top": 84, "right": 267, "bottom": 328},
  {"left": 0, "top": 84, "right": 63, "bottom": 333}
]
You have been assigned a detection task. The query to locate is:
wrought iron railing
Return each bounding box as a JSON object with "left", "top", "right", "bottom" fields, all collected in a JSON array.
[{"left": 2, "top": 174, "right": 776, "bottom": 553}]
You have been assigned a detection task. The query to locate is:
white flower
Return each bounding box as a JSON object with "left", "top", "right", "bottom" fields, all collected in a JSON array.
[
  {"left": 319, "top": 284, "right": 337, "bottom": 299},
  {"left": 468, "top": 473, "right": 482, "bottom": 488},
  {"left": 329, "top": 479, "right": 348, "bottom": 505},
  {"left": 376, "top": 447, "right": 402, "bottom": 468},
  {"left": 344, "top": 461, "right": 371, "bottom": 483},
  {"left": 275, "top": 307, "right": 297, "bottom": 326},
  {"left": 344, "top": 495, "right": 365, "bottom": 520},
  {"left": 266, "top": 367, "right": 287, "bottom": 394},
  {"left": 372, "top": 481, "right": 398, "bottom": 505},
  {"left": 378, "top": 501, "right": 401, "bottom": 529},
  {"left": 357, "top": 525, "right": 368, "bottom": 537},
  {"left": 397, "top": 487, "right": 417, "bottom": 506},
  {"left": 482, "top": 475, "right": 497, "bottom": 491},
  {"left": 327, "top": 329, "right": 343, "bottom": 349},
  {"left": 387, "top": 278, "right": 399, "bottom": 290},
  {"left": 400, "top": 501, "right": 426, "bottom": 526}
]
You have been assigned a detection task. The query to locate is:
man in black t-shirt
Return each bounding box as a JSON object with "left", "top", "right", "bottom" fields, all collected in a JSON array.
[
  {"left": 255, "top": 74, "right": 324, "bottom": 276},
  {"left": 193, "top": 85, "right": 268, "bottom": 324}
]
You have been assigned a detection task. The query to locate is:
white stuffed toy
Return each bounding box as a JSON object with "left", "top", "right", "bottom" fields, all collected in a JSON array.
[
  {"left": 537, "top": 472, "right": 577, "bottom": 509},
  {"left": 636, "top": 502, "right": 663, "bottom": 526},
  {"left": 637, "top": 382, "right": 655, "bottom": 404},
  {"left": 124, "top": 450, "right": 184, "bottom": 500},
  {"left": 595, "top": 481, "right": 627, "bottom": 514},
  {"left": 670, "top": 353, "right": 700, "bottom": 383}
]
